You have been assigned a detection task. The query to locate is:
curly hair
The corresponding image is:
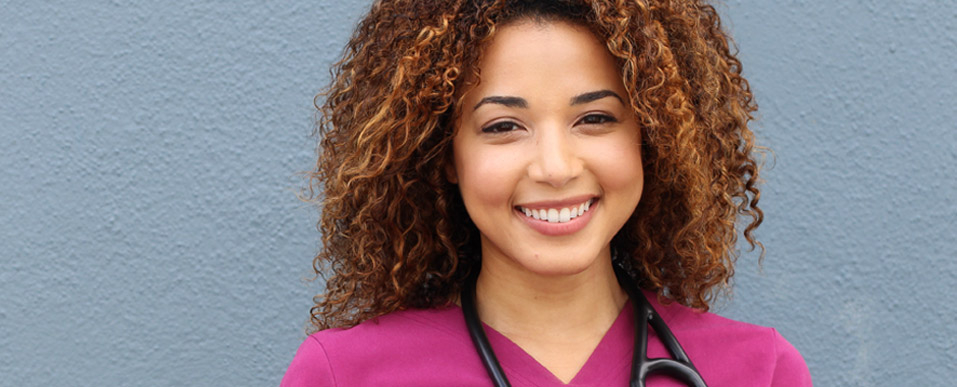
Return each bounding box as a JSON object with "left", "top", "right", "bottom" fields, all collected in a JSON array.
[{"left": 306, "top": 0, "right": 763, "bottom": 331}]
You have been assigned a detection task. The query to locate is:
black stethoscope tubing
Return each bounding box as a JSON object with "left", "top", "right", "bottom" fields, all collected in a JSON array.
[
  {"left": 462, "top": 262, "right": 708, "bottom": 387},
  {"left": 462, "top": 268, "right": 512, "bottom": 386}
]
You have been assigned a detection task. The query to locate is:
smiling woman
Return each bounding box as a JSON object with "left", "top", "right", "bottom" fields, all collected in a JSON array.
[{"left": 282, "top": 1, "right": 811, "bottom": 386}]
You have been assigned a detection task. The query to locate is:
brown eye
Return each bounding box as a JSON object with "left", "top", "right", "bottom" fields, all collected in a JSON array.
[
  {"left": 482, "top": 121, "right": 522, "bottom": 133},
  {"left": 579, "top": 114, "right": 617, "bottom": 125}
]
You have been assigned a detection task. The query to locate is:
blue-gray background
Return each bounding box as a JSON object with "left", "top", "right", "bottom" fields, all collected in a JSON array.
[{"left": 1, "top": 0, "right": 954, "bottom": 386}]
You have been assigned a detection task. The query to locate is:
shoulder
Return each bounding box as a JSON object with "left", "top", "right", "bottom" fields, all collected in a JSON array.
[
  {"left": 280, "top": 306, "right": 490, "bottom": 387},
  {"left": 312, "top": 305, "right": 469, "bottom": 351},
  {"left": 280, "top": 332, "right": 336, "bottom": 387},
  {"left": 765, "top": 328, "right": 813, "bottom": 386},
  {"left": 647, "top": 293, "right": 812, "bottom": 386}
]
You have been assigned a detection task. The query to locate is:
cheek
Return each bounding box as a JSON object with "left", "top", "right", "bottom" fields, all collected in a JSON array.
[
  {"left": 453, "top": 140, "right": 520, "bottom": 208},
  {"left": 590, "top": 139, "right": 644, "bottom": 194}
]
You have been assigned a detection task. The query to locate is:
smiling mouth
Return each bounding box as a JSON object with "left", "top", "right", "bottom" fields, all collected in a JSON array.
[{"left": 516, "top": 198, "right": 596, "bottom": 223}]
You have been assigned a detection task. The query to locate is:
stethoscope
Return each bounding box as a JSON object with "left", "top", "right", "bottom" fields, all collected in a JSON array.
[{"left": 461, "top": 261, "right": 709, "bottom": 387}]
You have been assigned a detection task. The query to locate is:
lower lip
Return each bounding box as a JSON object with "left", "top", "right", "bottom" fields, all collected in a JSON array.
[{"left": 515, "top": 200, "right": 597, "bottom": 236}]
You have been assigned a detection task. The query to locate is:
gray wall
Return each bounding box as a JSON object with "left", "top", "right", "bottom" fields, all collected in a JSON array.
[{"left": 1, "top": 1, "right": 953, "bottom": 386}]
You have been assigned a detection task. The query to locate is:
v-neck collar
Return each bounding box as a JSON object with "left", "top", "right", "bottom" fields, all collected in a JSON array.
[{"left": 477, "top": 301, "right": 636, "bottom": 386}]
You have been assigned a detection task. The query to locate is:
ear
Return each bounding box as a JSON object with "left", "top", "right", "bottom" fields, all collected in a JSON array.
[{"left": 445, "top": 161, "right": 458, "bottom": 184}]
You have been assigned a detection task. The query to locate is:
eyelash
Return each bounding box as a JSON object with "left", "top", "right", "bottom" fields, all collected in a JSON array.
[
  {"left": 579, "top": 113, "right": 617, "bottom": 125},
  {"left": 480, "top": 113, "right": 618, "bottom": 133},
  {"left": 481, "top": 121, "right": 522, "bottom": 134}
]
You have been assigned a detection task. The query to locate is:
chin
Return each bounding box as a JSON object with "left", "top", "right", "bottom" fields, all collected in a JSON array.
[{"left": 515, "top": 248, "right": 608, "bottom": 277}]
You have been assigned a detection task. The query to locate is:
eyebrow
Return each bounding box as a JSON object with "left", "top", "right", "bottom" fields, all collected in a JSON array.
[
  {"left": 473, "top": 96, "right": 528, "bottom": 111},
  {"left": 570, "top": 89, "right": 624, "bottom": 105},
  {"left": 472, "top": 89, "right": 624, "bottom": 111}
]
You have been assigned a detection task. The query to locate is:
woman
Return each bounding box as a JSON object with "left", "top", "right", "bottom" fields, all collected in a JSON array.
[{"left": 283, "top": 0, "right": 811, "bottom": 385}]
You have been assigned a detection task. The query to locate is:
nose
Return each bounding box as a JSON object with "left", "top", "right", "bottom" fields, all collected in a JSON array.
[{"left": 527, "top": 128, "right": 583, "bottom": 188}]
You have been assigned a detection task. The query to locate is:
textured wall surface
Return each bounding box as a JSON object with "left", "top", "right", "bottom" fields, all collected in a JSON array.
[{"left": 1, "top": 1, "right": 953, "bottom": 386}]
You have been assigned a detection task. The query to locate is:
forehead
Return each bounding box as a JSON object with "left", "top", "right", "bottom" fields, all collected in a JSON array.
[{"left": 462, "top": 20, "right": 625, "bottom": 104}]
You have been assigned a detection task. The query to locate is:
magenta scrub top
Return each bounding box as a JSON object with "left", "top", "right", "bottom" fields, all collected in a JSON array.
[{"left": 280, "top": 291, "right": 811, "bottom": 386}]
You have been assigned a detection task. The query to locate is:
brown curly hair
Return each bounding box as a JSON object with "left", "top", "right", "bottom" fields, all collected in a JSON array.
[{"left": 306, "top": 0, "right": 763, "bottom": 332}]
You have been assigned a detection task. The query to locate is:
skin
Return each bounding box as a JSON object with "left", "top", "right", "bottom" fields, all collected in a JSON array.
[{"left": 450, "top": 20, "right": 645, "bottom": 382}]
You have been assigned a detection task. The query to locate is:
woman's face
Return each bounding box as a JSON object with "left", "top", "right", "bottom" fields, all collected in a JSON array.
[{"left": 451, "top": 20, "right": 644, "bottom": 276}]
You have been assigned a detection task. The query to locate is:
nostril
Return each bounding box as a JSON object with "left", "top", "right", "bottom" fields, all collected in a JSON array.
[{"left": 526, "top": 142, "right": 583, "bottom": 188}]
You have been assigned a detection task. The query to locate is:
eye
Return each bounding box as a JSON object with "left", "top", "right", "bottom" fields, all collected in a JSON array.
[
  {"left": 481, "top": 121, "right": 523, "bottom": 133},
  {"left": 578, "top": 113, "right": 618, "bottom": 125}
]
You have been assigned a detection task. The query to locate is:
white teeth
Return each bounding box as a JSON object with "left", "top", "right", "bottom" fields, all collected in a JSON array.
[
  {"left": 547, "top": 209, "right": 559, "bottom": 222},
  {"left": 519, "top": 199, "right": 595, "bottom": 224}
]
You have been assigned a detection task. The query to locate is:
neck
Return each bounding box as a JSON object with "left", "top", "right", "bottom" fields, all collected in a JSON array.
[{"left": 474, "top": 250, "right": 628, "bottom": 342}]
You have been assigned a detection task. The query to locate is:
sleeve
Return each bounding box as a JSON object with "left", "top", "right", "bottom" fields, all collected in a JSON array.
[
  {"left": 279, "top": 335, "right": 337, "bottom": 387},
  {"left": 770, "top": 329, "right": 812, "bottom": 386}
]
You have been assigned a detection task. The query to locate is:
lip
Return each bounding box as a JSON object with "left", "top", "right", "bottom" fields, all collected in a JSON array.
[{"left": 514, "top": 197, "right": 598, "bottom": 236}]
